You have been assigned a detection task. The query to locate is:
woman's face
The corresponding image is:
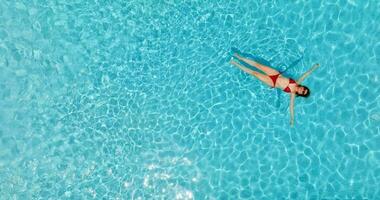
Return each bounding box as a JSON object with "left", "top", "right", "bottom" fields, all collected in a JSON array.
[{"left": 296, "top": 86, "right": 308, "bottom": 96}]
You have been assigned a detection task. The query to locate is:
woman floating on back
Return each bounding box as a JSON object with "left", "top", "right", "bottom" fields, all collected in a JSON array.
[{"left": 230, "top": 53, "right": 320, "bottom": 126}]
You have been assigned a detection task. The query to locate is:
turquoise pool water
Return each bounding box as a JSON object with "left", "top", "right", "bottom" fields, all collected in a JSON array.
[{"left": 1, "top": 0, "right": 379, "bottom": 199}]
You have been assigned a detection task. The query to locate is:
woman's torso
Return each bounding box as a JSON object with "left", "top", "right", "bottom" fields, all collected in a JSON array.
[{"left": 275, "top": 75, "right": 298, "bottom": 93}]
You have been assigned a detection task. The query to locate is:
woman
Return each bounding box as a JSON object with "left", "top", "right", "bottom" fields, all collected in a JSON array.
[{"left": 230, "top": 53, "right": 320, "bottom": 126}]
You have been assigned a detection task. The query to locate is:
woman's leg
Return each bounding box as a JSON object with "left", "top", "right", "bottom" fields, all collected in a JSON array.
[
  {"left": 230, "top": 60, "right": 273, "bottom": 87},
  {"left": 234, "top": 53, "right": 279, "bottom": 76}
]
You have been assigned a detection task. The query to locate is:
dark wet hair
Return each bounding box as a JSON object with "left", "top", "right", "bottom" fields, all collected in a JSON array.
[{"left": 296, "top": 85, "right": 310, "bottom": 98}]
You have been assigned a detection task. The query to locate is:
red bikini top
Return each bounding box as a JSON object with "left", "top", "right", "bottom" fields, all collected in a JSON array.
[{"left": 283, "top": 79, "right": 297, "bottom": 93}]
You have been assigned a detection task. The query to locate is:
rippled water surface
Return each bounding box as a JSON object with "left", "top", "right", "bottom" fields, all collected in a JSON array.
[{"left": 0, "top": 0, "right": 379, "bottom": 199}]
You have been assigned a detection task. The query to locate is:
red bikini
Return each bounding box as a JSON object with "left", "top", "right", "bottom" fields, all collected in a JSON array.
[{"left": 269, "top": 74, "right": 297, "bottom": 93}]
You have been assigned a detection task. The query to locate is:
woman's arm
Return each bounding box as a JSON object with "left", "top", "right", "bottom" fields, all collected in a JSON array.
[
  {"left": 297, "top": 63, "right": 320, "bottom": 84},
  {"left": 290, "top": 93, "right": 295, "bottom": 126}
]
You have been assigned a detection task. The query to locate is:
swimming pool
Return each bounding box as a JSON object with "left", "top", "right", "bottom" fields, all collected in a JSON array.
[{"left": 0, "top": 0, "right": 379, "bottom": 199}]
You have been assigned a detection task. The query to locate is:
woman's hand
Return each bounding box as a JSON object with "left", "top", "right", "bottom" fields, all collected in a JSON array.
[
  {"left": 290, "top": 118, "right": 294, "bottom": 126},
  {"left": 297, "top": 63, "right": 321, "bottom": 84}
]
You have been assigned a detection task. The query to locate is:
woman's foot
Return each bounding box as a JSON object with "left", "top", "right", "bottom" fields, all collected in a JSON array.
[
  {"left": 233, "top": 52, "right": 243, "bottom": 60},
  {"left": 230, "top": 59, "right": 239, "bottom": 66}
]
